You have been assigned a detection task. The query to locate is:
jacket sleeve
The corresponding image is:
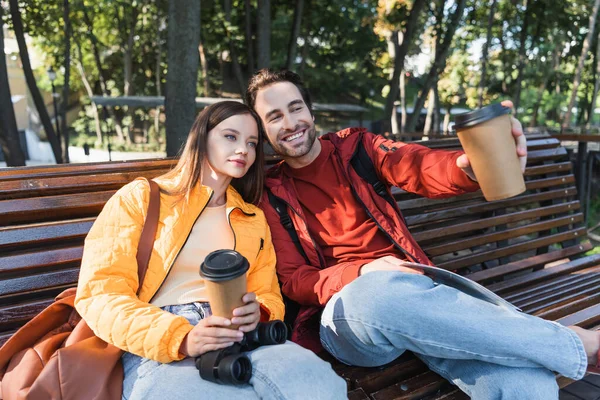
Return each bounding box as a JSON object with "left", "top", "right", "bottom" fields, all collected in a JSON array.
[
  {"left": 365, "top": 132, "right": 480, "bottom": 198},
  {"left": 261, "top": 196, "right": 363, "bottom": 307},
  {"left": 75, "top": 182, "right": 193, "bottom": 363},
  {"left": 247, "top": 215, "right": 285, "bottom": 321}
]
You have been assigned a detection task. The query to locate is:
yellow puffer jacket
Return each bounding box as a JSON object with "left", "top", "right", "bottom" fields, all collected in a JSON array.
[{"left": 75, "top": 176, "right": 283, "bottom": 363}]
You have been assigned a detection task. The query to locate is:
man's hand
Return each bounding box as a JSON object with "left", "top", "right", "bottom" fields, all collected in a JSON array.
[
  {"left": 456, "top": 100, "right": 528, "bottom": 181},
  {"left": 231, "top": 292, "right": 261, "bottom": 333},
  {"left": 359, "top": 256, "right": 425, "bottom": 276}
]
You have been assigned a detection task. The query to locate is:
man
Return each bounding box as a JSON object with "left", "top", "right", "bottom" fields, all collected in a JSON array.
[{"left": 245, "top": 69, "right": 600, "bottom": 399}]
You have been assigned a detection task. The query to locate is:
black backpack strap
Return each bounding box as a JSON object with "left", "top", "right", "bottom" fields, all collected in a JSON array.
[
  {"left": 266, "top": 189, "right": 310, "bottom": 265},
  {"left": 265, "top": 189, "right": 306, "bottom": 338},
  {"left": 350, "top": 139, "right": 396, "bottom": 207}
]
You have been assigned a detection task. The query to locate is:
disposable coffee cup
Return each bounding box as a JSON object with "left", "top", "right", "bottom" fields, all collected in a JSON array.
[
  {"left": 200, "top": 249, "right": 249, "bottom": 329},
  {"left": 454, "top": 103, "right": 526, "bottom": 201}
]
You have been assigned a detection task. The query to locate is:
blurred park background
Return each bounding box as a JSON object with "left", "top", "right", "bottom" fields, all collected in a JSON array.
[{"left": 1, "top": 0, "right": 600, "bottom": 245}]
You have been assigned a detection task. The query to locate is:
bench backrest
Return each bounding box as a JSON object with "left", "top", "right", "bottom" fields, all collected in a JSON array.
[{"left": 0, "top": 134, "right": 593, "bottom": 346}]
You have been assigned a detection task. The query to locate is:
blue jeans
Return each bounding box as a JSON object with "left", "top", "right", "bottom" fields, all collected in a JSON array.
[
  {"left": 320, "top": 271, "right": 588, "bottom": 400},
  {"left": 122, "top": 303, "right": 347, "bottom": 400}
]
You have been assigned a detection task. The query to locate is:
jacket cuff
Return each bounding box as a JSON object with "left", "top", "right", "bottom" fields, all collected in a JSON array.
[
  {"left": 170, "top": 322, "right": 195, "bottom": 361},
  {"left": 450, "top": 152, "right": 480, "bottom": 192},
  {"left": 341, "top": 263, "right": 363, "bottom": 286},
  {"left": 259, "top": 303, "right": 271, "bottom": 322}
]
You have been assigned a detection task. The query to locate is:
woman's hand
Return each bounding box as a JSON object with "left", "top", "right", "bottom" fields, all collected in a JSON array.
[
  {"left": 179, "top": 316, "right": 244, "bottom": 358},
  {"left": 231, "top": 292, "right": 261, "bottom": 333}
]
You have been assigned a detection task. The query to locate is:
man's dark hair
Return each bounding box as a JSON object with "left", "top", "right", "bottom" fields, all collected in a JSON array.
[{"left": 245, "top": 69, "right": 313, "bottom": 114}]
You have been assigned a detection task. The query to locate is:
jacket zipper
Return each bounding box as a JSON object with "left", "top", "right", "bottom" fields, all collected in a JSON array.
[
  {"left": 148, "top": 191, "right": 214, "bottom": 301},
  {"left": 227, "top": 207, "right": 257, "bottom": 252}
]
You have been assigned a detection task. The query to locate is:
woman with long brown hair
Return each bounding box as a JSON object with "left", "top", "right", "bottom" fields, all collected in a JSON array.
[{"left": 75, "top": 101, "right": 346, "bottom": 399}]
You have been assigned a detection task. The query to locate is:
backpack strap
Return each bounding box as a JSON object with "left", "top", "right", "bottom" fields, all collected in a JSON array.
[
  {"left": 266, "top": 189, "right": 310, "bottom": 265},
  {"left": 348, "top": 138, "right": 420, "bottom": 263},
  {"left": 350, "top": 139, "right": 396, "bottom": 208},
  {"left": 136, "top": 178, "right": 160, "bottom": 295}
]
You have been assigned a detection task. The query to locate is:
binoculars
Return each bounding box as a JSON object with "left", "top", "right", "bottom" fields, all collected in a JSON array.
[{"left": 195, "top": 320, "right": 287, "bottom": 385}]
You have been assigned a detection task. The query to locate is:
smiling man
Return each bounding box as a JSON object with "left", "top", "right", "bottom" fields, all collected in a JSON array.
[{"left": 245, "top": 69, "right": 600, "bottom": 399}]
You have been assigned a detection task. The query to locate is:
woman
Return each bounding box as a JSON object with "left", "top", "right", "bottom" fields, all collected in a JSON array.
[{"left": 75, "top": 101, "right": 347, "bottom": 400}]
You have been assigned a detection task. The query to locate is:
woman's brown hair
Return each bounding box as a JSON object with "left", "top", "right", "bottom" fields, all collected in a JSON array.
[{"left": 160, "top": 101, "right": 265, "bottom": 204}]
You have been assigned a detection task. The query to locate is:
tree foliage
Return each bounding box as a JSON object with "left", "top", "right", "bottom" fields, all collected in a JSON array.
[{"left": 3, "top": 0, "right": 600, "bottom": 161}]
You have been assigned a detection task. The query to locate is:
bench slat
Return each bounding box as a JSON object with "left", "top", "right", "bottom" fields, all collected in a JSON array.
[
  {"left": 0, "top": 191, "right": 114, "bottom": 225},
  {"left": 0, "top": 218, "right": 94, "bottom": 251},
  {"left": 466, "top": 242, "right": 593, "bottom": 284},
  {"left": 0, "top": 170, "right": 169, "bottom": 200},
  {"left": 424, "top": 213, "right": 584, "bottom": 257},
  {"left": 436, "top": 227, "right": 587, "bottom": 271},
  {"left": 0, "top": 246, "right": 83, "bottom": 274},
  {"left": 557, "top": 303, "right": 600, "bottom": 327},
  {"left": 0, "top": 269, "right": 78, "bottom": 299},
  {"left": 397, "top": 173, "right": 573, "bottom": 213},
  {"left": 488, "top": 254, "right": 600, "bottom": 294},
  {"left": 0, "top": 298, "right": 53, "bottom": 329},
  {"left": 0, "top": 159, "right": 175, "bottom": 181},
  {"left": 506, "top": 266, "right": 600, "bottom": 303},
  {"left": 406, "top": 187, "right": 577, "bottom": 226},
  {"left": 535, "top": 291, "right": 600, "bottom": 320},
  {"left": 524, "top": 162, "right": 572, "bottom": 177},
  {"left": 414, "top": 202, "right": 580, "bottom": 243},
  {"left": 527, "top": 147, "right": 568, "bottom": 163}
]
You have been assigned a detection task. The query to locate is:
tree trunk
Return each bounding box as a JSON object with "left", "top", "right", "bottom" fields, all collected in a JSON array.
[
  {"left": 9, "top": 0, "right": 62, "bottom": 163},
  {"left": 165, "top": 0, "right": 200, "bottom": 157},
  {"left": 75, "top": 42, "right": 102, "bottom": 144},
  {"left": 60, "top": 0, "right": 72, "bottom": 163},
  {"left": 198, "top": 35, "right": 209, "bottom": 96},
  {"left": 443, "top": 106, "right": 452, "bottom": 133},
  {"left": 0, "top": 5, "right": 26, "bottom": 166},
  {"left": 400, "top": 69, "right": 407, "bottom": 133},
  {"left": 499, "top": 34, "right": 510, "bottom": 94},
  {"left": 122, "top": 6, "right": 139, "bottom": 144},
  {"left": 244, "top": 0, "right": 255, "bottom": 73},
  {"left": 578, "top": 80, "right": 590, "bottom": 125},
  {"left": 256, "top": 0, "right": 271, "bottom": 69},
  {"left": 513, "top": 0, "right": 533, "bottom": 116},
  {"left": 406, "top": 0, "right": 466, "bottom": 132},
  {"left": 478, "top": 0, "right": 497, "bottom": 108},
  {"left": 434, "top": 85, "right": 441, "bottom": 134},
  {"left": 563, "top": 0, "right": 600, "bottom": 129},
  {"left": 82, "top": 7, "right": 126, "bottom": 143},
  {"left": 423, "top": 89, "right": 435, "bottom": 136},
  {"left": 224, "top": 0, "right": 246, "bottom": 96},
  {"left": 587, "top": 35, "right": 600, "bottom": 128},
  {"left": 388, "top": 31, "right": 399, "bottom": 134},
  {"left": 155, "top": 16, "right": 164, "bottom": 142},
  {"left": 298, "top": 34, "right": 309, "bottom": 78},
  {"left": 383, "top": 0, "right": 426, "bottom": 133},
  {"left": 531, "top": 43, "right": 561, "bottom": 127},
  {"left": 286, "top": 0, "right": 304, "bottom": 70},
  {"left": 390, "top": 101, "right": 399, "bottom": 135}
]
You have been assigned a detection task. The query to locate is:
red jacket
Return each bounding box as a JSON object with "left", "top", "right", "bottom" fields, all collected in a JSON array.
[{"left": 260, "top": 128, "right": 480, "bottom": 351}]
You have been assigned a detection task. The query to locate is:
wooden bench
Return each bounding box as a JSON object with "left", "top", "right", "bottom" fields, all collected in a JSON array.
[{"left": 1, "top": 135, "right": 599, "bottom": 399}]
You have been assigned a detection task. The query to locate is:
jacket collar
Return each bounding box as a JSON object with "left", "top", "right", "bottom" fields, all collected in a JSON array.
[{"left": 153, "top": 170, "right": 256, "bottom": 215}]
